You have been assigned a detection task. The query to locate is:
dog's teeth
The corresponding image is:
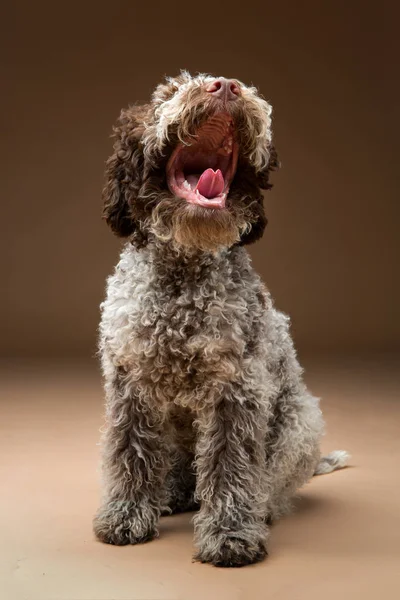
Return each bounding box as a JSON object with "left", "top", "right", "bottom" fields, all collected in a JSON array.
[{"left": 222, "top": 136, "right": 233, "bottom": 154}]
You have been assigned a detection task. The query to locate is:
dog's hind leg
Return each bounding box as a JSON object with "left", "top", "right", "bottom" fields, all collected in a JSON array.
[
  {"left": 264, "top": 317, "right": 349, "bottom": 521},
  {"left": 265, "top": 388, "right": 323, "bottom": 521},
  {"left": 163, "top": 406, "right": 199, "bottom": 515},
  {"left": 163, "top": 447, "right": 199, "bottom": 515}
]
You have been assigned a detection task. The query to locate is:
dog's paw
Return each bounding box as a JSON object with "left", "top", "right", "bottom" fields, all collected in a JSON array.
[
  {"left": 195, "top": 534, "right": 268, "bottom": 568},
  {"left": 93, "top": 503, "right": 158, "bottom": 546}
]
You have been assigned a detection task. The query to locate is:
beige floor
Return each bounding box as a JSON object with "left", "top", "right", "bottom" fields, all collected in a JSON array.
[{"left": 1, "top": 357, "right": 399, "bottom": 600}]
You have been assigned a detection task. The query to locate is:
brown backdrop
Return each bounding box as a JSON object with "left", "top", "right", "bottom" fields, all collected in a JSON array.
[{"left": 2, "top": 1, "right": 399, "bottom": 358}]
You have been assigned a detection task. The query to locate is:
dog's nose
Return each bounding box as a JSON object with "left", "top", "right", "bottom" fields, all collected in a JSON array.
[{"left": 206, "top": 78, "right": 240, "bottom": 101}]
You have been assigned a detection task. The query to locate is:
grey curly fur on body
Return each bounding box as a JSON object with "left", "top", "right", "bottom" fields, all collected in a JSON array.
[{"left": 93, "top": 72, "right": 348, "bottom": 567}]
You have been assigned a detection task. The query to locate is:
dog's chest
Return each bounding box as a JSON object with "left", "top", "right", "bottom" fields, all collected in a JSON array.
[
  {"left": 131, "top": 277, "right": 263, "bottom": 403},
  {"left": 138, "top": 281, "right": 247, "bottom": 368},
  {"left": 102, "top": 245, "right": 267, "bottom": 407}
]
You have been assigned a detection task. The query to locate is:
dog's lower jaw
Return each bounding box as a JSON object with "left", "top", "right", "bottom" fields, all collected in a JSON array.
[{"left": 149, "top": 196, "right": 248, "bottom": 253}]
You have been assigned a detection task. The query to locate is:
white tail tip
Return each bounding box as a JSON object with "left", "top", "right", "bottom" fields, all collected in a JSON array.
[{"left": 314, "top": 450, "right": 350, "bottom": 476}]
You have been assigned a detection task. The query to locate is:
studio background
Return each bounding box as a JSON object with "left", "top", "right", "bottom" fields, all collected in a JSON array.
[
  {"left": 2, "top": 1, "right": 399, "bottom": 359},
  {"left": 1, "top": 3, "right": 400, "bottom": 600}
]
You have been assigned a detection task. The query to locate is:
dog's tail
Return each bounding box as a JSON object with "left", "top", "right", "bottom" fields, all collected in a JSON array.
[{"left": 314, "top": 450, "right": 350, "bottom": 476}]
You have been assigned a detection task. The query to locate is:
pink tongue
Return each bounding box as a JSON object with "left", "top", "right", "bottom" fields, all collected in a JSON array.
[{"left": 196, "top": 168, "right": 224, "bottom": 199}]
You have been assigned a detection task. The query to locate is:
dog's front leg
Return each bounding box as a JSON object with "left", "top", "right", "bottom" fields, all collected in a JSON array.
[
  {"left": 93, "top": 368, "right": 168, "bottom": 546},
  {"left": 193, "top": 391, "right": 269, "bottom": 567}
]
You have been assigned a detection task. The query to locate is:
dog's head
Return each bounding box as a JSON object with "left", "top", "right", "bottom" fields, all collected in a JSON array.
[{"left": 103, "top": 71, "right": 278, "bottom": 252}]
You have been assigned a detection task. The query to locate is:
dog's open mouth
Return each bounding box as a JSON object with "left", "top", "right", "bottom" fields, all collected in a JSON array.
[{"left": 166, "top": 113, "right": 239, "bottom": 209}]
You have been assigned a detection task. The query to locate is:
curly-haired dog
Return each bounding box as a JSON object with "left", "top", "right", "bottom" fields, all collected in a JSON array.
[{"left": 93, "top": 72, "right": 349, "bottom": 567}]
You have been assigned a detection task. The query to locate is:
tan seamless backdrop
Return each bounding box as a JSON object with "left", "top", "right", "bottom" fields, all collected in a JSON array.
[{"left": 2, "top": 1, "right": 399, "bottom": 358}]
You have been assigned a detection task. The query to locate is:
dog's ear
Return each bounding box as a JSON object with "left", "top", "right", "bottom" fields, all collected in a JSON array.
[
  {"left": 102, "top": 104, "right": 150, "bottom": 237},
  {"left": 238, "top": 146, "right": 279, "bottom": 246},
  {"left": 256, "top": 145, "right": 280, "bottom": 190},
  {"left": 239, "top": 192, "right": 268, "bottom": 246}
]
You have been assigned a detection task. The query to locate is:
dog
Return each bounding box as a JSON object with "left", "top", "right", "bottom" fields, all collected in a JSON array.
[{"left": 93, "top": 71, "right": 348, "bottom": 567}]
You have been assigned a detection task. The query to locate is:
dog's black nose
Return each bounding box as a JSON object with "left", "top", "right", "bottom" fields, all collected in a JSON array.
[{"left": 206, "top": 78, "right": 240, "bottom": 101}]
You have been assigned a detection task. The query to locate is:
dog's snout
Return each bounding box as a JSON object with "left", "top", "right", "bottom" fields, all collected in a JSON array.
[{"left": 206, "top": 78, "right": 240, "bottom": 101}]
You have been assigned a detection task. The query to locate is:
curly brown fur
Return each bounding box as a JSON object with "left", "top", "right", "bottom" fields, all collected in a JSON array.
[
  {"left": 102, "top": 72, "right": 276, "bottom": 251},
  {"left": 94, "top": 72, "right": 348, "bottom": 567}
]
